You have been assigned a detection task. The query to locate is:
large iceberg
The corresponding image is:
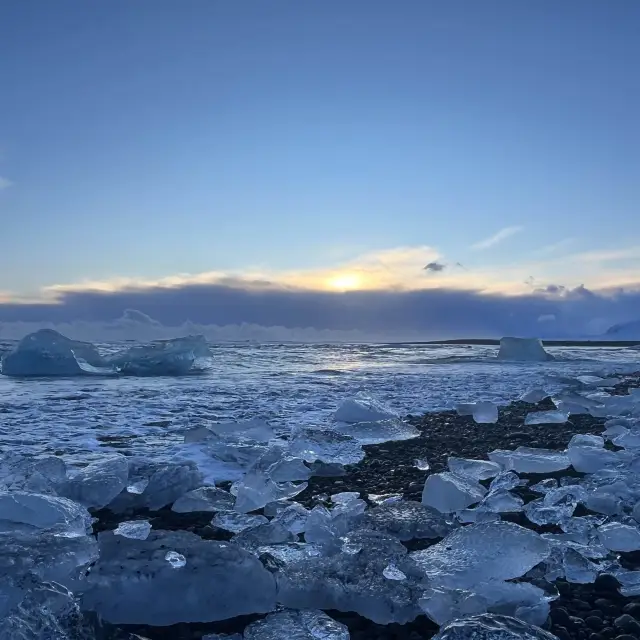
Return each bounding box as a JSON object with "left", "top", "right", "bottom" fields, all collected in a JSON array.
[
  {"left": 496, "top": 337, "right": 554, "bottom": 362},
  {"left": 0, "top": 329, "right": 109, "bottom": 377}
]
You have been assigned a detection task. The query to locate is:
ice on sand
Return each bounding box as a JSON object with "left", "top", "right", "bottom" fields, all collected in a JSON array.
[
  {"left": 448, "top": 457, "right": 501, "bottom": 481},
  {"left": 114, "top": 520, "right": 151, "bottom": 540},
  {"left": 496, "top": 337, "right": 554, "bottom": 362},
  {"left": 361, "top": 500, "right": 454, "bottom": 540},
  {"left": 289, "top": 427, "right": 365, "bottom": 465},
  {"left": 208, "top": 419, "right": 276, "bottom": 443},
  {"left": 422, "top": 472, "right": 487, "bottom": 513},
  {"left": 0, "top": 491, "right": 92, "bottom": 536},
  {"left": 410, "top": 522, "right": 551, "bottom": 589},
  {"left": 233, "top": 470, "right": 307, "bottom": 513},
  {"left": 488, "top": 447, "right": 570, "bottom": 474},
  {"left": 334, "top": 393, "right": 397, "bottom": 423},
  {"left": 172, "top": 486, "right": 235, "bottom": 513},
  {"left": 141, "top": 462, "right": 203, "bottom": 510},
  {"left": 212, "top": 511, "right": 268, "bottom": 533},
  {"left": 432, "top": 613, "right": 559, "bottom": 640},
  {"left": 59, "top": 454, "right": 129, "bottom": 509},
  {"left": 520, "top": 388, "right": 549, "bottom": 403},
  {"left": 456, "top": 402, "right": 499, "bottom": 424},
  {"left": 244, "top": 609, "right": 349, "bottom": 640},
  {"left": 81, "top": 530, "right": 276, "bottom": 624},
  {"left": 277, "top": 530, "right": 427, "bottom": 623},
  {"left": 598, "top": 522, "right": 640, "bottom": 552},
  {"left": 525, "top": 410, "right": 569, "bottom": 425},
  {"left": 335, "top": 419, "right": 420, "bottom": 445}
]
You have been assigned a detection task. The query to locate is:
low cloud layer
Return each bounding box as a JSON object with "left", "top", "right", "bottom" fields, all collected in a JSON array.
[{"left": 1, "top": 279, "right": 640, "bottom": 342}]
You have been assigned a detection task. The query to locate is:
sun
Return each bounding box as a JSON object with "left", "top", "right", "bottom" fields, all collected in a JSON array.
[{"left": 327, "top": 273, "right": 362, "bottom": 291}]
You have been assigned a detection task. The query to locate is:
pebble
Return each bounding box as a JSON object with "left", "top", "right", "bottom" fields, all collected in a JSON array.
[
  {"left": 586, "top": 616, "right": 604, "bottom": 631},
  {"left": 615, "top": 614, "right": 640, "bottom": 634},
  {"left": 623, "top": 602, "right": 640, "bottom": 618}
]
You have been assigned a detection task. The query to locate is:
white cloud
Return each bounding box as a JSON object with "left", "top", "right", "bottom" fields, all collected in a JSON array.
[
  {"left": 0, "top": 177, "right": 12, "bottom": 190},
  {"left": 471, "top": 226, "right": 523, "bottom": 250},
  {"left": 534, "top": 238, "right": 577, "bottom": 256}
]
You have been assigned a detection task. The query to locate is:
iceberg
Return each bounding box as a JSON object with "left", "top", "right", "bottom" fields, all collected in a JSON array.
[
  {"left": 1, "top": 329, "right": 110, "bottom": 377},
  {"left": 496, "top": 337, "right": 554, "bottom": 362},
  {"left": 107, "top": 335, "right": 212, "bottom": 376},
  {"left": 81, "top": 530, "right": 277, "bottom": 624}
]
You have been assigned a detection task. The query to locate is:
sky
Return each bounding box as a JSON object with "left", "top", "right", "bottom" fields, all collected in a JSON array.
[{"left": 1, "top": 1, "right": 639, "bottom": 338}]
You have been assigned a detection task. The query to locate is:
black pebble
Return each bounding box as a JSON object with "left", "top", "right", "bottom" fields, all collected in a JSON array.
[
  {"left": 596, "top": 575, "right": 623, "bottom": 592},
  {"left": 586, "top": 616, "right": 604, "bottom": 631},
  {"left": 614, "top": 614, "right": 640, "bottom": 634},
  {"left": 589, "top": 634, "right": 605, "bottom": 640},
  {"left": 553, "top": 626, "right": 572, "bottom": 640},
  {"left": 551, "top": 608, "right": 573, "bottom": 627},
  {"left": 614, "top": 635, "right": 638, "bottom": 640},
  {"left": 623, "top": 602, "right": 640, "bottom": 619}
]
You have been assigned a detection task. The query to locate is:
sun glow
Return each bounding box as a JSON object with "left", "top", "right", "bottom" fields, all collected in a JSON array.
[{"left": 327, "top": 273, "right": 362, "bottom": 291}]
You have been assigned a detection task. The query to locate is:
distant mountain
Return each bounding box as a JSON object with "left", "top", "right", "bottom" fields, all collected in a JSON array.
[{"left": 604, "top": 319, "right": 640, "bottom": 340}]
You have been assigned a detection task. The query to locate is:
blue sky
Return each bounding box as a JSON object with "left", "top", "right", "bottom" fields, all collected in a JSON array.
[{"left": 1, "top": 1, "right": 639, "bottom": 335}]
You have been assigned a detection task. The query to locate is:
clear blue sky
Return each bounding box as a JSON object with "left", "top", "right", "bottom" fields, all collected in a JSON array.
[{"left": 1, "top": 0, "right": 638, "bottom": 295}]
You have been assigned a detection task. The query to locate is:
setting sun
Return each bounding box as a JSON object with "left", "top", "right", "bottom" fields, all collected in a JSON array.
[{"left": 327, "top": 273, "right": 362, "bottom": 291}]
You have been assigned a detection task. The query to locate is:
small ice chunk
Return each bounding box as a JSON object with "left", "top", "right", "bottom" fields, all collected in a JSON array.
[
  {"left": 289, "top": 427, "right": 365, "bottom": 465},
  {"left": 569, "top": 434, "right": 604, "bottom": 448},
  {"left": 411, "top": 522, "right": 551, "bottom": 588},
  {"left": 368, "top": 493, "right": 403, "bottom": 505},
  {"left": 383, "top": 563, "right": 407, "bottom": 580},
  {"left": 140, "top": 462, "right": 203, "bottom": 510},
  {"left": 414, "top": 458, "right": 430, "bottom": 471},
  {"left": 432, "top": 613, "right": 559, "bottom": 640},
  {"left": 165, "top": 551, "right": 187, "bottom": 568},
  {"left": 335, "top": 418, "right": 420, "bottom": 445},
  {"left": 271, "top": 503, "right": 310, "bottom": 534},
  {"left": 481, "top": 490, "right": 524, "bottom": 513},
  {"left": 563, "top": 547, "right": 598, "bottom": 584},
  {"left": 361, "top": 500, "right": 454, "bottom": 540},
  {"left": 212, "top": 511, "right": 268, "bottom": 533},
  {"left": 308, "top": 461, "right": 347, "bottom": 477},
  {"left": 422, "top": 472, "right": 487, "bottom": 513},
  {"left": 496, "top": 337, "right": 554, "bottom": 362},
  {"left": 233, "top": 522, "right": 296, "bottom": 552},
  {"left": 334, "top": 393, "right": 397, "bottom": 423},
  {"left": 244, "top": 609, "right": 349, "bottom": 640},
  {"left": 267, "top": 456, "right": 311, "bottom": 482},
  {"left": 114, "top": 520, "right": 151, "bottom": 540},
  {"left": 520, "top": 388, "right": 549, "bottom": 403},
  {"left": 567, "top": 445, "right": 627, "bottom": 474},
  {"left": 524, "top": 499, "right": 574, "bottom": 526},
  {"left": 530, "top": 478, "right": 558, "bottom": 494},
  {"left": 598, "top": 522, "right": 640, "bottom": 552},
  {"left": 489, "top": 447, "right": 570, "bottom": 474},
  {"left": 126, "top": 479, "right": 148, "bottom": 494},
  {"left": 456, "top": 401, "right": 498, "bottom": 424},
  {"left": 59, "top": 454, "right": 129, "bottom": 509},
  {"left": 209, "top": 419, "right": 276, "bottom": 442},
  {"left": 331, "top": 491, "right": 360, "bottom": 504},
  {"left": 456, "top": 507, "right": 501, "bottom": 524},
  {"left": 489, "top": 471, "right": 523, "bottom": 492},
  {"left": 171, "top": 486, "right": 235, "bottom": 513},
  {"left": 234, "top": 470, "right": 307, "bottom": 513},
  {"left": 525, "top": 410, "right": 569, "bottom": 425},
  {"left": 448, "top": 457, "right": 501, "bottom": 481}
]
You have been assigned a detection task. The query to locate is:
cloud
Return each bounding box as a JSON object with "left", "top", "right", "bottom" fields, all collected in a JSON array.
[
  {"left": 472, "top": 226, "right": 523, "bottom": 250},
  {"left": 534, "top": 238, "right": 577, "bottom": 256},
  {"left": 424, "top": 262, "right": 446, "bottom": 273},
  {"left": 2, "top": 278, "right": 640, "bottom": 342},
  {"left": 0, "top": 177, "right": 12, "bottom": 190}
]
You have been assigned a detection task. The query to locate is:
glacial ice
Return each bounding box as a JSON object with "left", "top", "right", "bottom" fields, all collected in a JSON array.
[
  {"left": 422, "top": 472, "right": 487, "bottom": 513},
  {"left": 114, "top": 520, "right": 151, "bottom": 540},
  {"left": 410, "top": 522, "right": 551, "bottom": 588},
  {"left": 0, "top": 329, "right": 109, "bottom": 377},
  {"left": 524, "top": 410, "right": 569, "bottom": 425},
  {"left": 59, "top": 454, "right": 129, "bottom": 509},
  {"left": 448, "top": 457, "right": 502, "bottom": 481},
  {"left": 233, "top": 470, "right": 307, "bottom": 513},
  {"left": 361, "top": 500, "right": 454, "bottom": 540},
  {"left": 289, "top": 427, "right": 365, "bottom": 465},
  {"left": 598, "top": 522, "right": 640, "bottom": 552},
  {"left": 0, "top": 491, "right": 92, "bottom": 535},
  {"left": 456, "top": 401, "right": 499, "bottom": 424},
  {"left": 108, "top": 335, "right": 212, "bottom": 376},
  {"left": 481, "top": 490, "right": 524, "bottom": 513},
  {"left": 212, "top": 511, "right": 269, "bottom": 533},
  {"left": 232, "top": 522, "right": 296, "bottom": 553},
  {"left": 140, "top": 462, "right": 203, "bottom": 510},
  {"left": 171, "top": 486, "right": 235, "bottom": 513},
  {"left": 520, "top": 388, "right": 549, "bottom": 403},
  {"left": 81, "top": 530, "right": 277, "bottom": 624},
  {"left": 277, "top": 530, "right": 428, "bottom": 623},
  {"left": 488, "top": 447, "right": 570, "bottom": 473},
  {"left": 335, "top": 418, "right": 420, "bottom": 444},
  {"left": 0, "top": 453, "right": 67, "bottom": 494},
  {"left": 496, "top": 337, "right": 554, "bottom": 362},
  {"left": 334, "top": 393, "right": 397, "bottom": 423},
  {"left": 243, "top": 609, "right": 350, "bottom": 640},
  {"left": 271, "top": 502, "right": 310, "bottom": 534},
  {"left": 432, "top": 614, "right": 559, "bottom": 640}
]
